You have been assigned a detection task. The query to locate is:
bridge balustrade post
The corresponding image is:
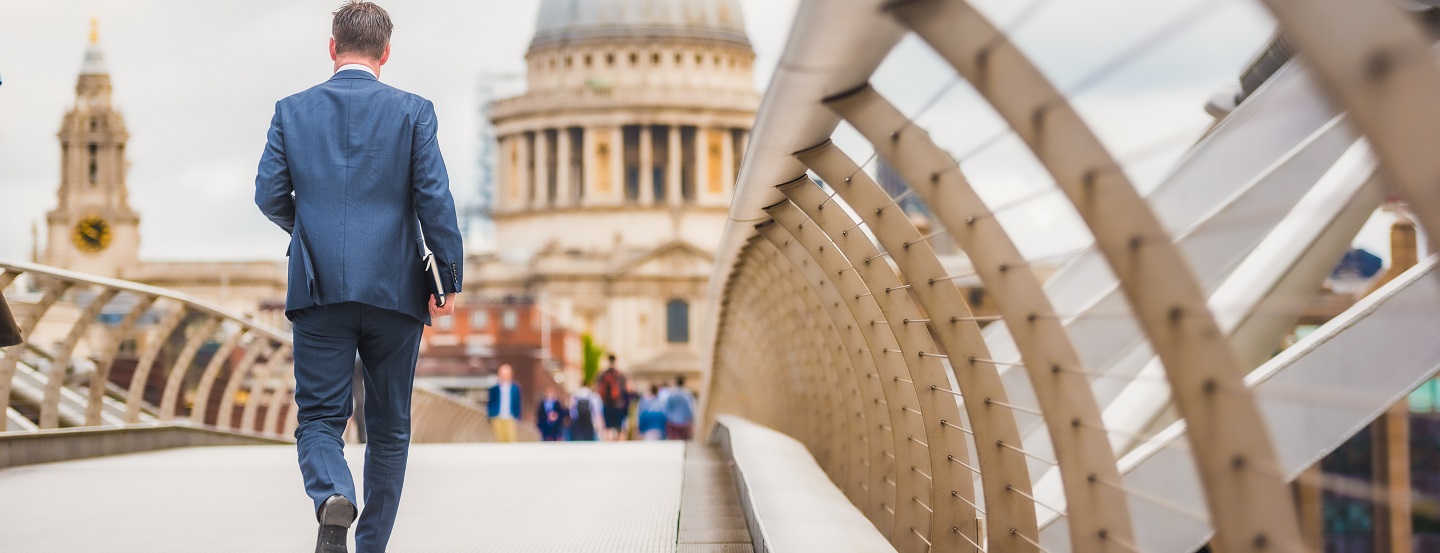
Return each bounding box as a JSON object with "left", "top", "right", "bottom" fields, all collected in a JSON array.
[
  {"left": 87, "top": 295, "right": 155, "bottom": 426},
  {"left": 39, "top": 287, "right": 118, "bottom": 429},
  {"left": 747, "top": 238, "right": 854, "bottom": 485},
  {"left": 183, "top": 327, "right": 250, "bottom": 424},
  {"left": 766, "top": 196, "right": 977, "bottom": 552},
  {"left": 756, "top": 223, "right": 912, "bottom": 529},
  {"left": 778, "top": 178, "right": 1038, "bottom": 551},
  {"left": 156, "top": 316, "right": 222, "bottom": 421},
  {"left": 0, "top": 278, "right": 74, "bottom": 421},
  {"left": 799, "top": 101, "right": 1136, "bottom": 548},
  {"left": 241, "top": 344, "right": 290, "bottom": 435},
  {"left": 220, "top": 342, "right": 280, "bottom": 432},
  {"left": 125, "top": 306, "right": 190, "bottom": 423}
]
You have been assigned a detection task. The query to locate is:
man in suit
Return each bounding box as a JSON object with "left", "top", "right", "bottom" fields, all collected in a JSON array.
[
  {"left": 253, "top": 3, "right": 462, "bottom": 552},
  {"left": 486, "top": 364, "right": 522, "bottom": 442},
  {"left": 535, "top": 385, "right": 568, "bottom": 442}
]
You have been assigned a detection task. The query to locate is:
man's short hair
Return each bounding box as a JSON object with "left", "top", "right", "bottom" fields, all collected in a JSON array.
[
  {"left": 332, "top": 1, "right": 392, "bottom": 60},
  {"left": 607, "top": 354, "right": 616, "bottom": 364}
]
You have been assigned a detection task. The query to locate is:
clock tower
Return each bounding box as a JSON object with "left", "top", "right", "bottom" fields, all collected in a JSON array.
[{"left": 45, "top": 20, "right": 141, "bottom": 278}]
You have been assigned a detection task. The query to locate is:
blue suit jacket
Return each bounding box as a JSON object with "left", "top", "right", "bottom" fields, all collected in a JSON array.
[
  {"left": 255, "top": 69, "right": 463, "bottom": 324},
  {"left": 487, "top": 383, "right": 522, "bottom": 419}
]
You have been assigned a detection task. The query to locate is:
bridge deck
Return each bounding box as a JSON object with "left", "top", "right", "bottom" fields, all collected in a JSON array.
[{"left": 0, "top": 441, "right": 751, "bottom": 552}]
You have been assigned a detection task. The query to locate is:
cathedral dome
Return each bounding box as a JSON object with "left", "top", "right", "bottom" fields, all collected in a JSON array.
[{"left": 531, "top": 0, "right": 749, "bottom": 48}]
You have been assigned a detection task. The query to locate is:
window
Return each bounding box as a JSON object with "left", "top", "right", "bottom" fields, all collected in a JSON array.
[
  {"left": 606, "top": 53, "right": 615, "bottom": 66},
  {"left": 503, "top": 310, "right": 517, "bottom": 330},
  {"left": 568, "top": 127, "right": 585, "bottom": 201},
  {"left": 679, "top": 126, "right": 697, "bottom": 202},
  {"left": 545, "top": 129, "right": 559, "bottom": 204},
  {"left": 470, "top": 309, "right": 488, "bottom": 330},
  {"left": 88, "top": 143, "right": 98, "bottom": 184},
  {"left": 650, "top": 126, "right": 669, "bottom": 201},
  {"left": 629, "top": 53, "right": 638, "bottom": 65},
  {"left": 436, "top": 315, "right": 453, "bottom": 331},
  {"left": 666, "top": 299, "right": 690, "bottom": 343},
  {"left": 622, "top": 125, "right": 641, "bottom": 202},
  {"left": 584, "top": 55, "right": 592, "bottom": 67},
  {"left": 652, "top": 53, "right": 661, "bottom": 65}
]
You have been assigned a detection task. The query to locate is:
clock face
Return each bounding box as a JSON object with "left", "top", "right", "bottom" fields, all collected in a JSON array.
[{"left": 72, "top": 216, "right": 112, "bottom": 253}]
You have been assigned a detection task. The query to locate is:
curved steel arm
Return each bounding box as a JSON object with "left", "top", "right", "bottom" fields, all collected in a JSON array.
[{"left": 888, "top": 1, "right": 1304, "bottom": 549}]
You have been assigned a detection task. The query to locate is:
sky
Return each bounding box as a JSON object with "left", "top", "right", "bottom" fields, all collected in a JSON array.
[{"left": 0, "top": 0, "right": 1405, "bottom": 265}]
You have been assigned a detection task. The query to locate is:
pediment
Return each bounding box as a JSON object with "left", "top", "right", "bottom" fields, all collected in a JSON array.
[{"left": 612, "top": 240, "right": 715, "bottom": 278}]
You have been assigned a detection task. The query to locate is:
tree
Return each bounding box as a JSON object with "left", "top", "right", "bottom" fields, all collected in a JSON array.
[{"left": 581, "top": 334, "right": 604, "bottom": 387}]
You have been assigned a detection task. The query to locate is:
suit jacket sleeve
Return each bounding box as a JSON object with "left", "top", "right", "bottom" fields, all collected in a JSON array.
[
  {"left": 410, "top": 100, "right": 464, "bottom": 294},
  {"left": 254, "top": 103, "right": 295, "bottom": 235}
]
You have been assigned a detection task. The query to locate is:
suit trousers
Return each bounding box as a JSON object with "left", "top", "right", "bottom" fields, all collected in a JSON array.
[{"left": 292, "top": 302, "right": 423, "bottom": 553}]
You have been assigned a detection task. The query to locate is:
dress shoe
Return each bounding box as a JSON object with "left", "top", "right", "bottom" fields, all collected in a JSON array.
[{"left": 315, "top": 494, "right": 356, "bottom": 553}]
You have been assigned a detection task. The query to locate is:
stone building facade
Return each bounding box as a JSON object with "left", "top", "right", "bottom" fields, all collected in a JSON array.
[{"left": 475, "top": 0, "right": 759, "bottom": 385}]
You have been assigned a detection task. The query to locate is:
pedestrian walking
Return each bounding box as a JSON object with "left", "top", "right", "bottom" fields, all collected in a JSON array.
[
  {"left": 535, "top": 386, "right": 568, "bottom": 442},
  {"left": 637, "top": 385, "right": 667, "bottom": 441},
  {"left": 595, "top": 355, "right": 631, "bottom": 441},
  {"left": 663, "top": 376, "right": 696, "bottom": 441},
  {"left": 487, "top": 364, "right": 522, "bottom": 443},
  {"left": 252, "top": 3, "right": 464, "bottom": 551},
  {"left": 568, "top": 385, "right": 604, "bottom": 442}
]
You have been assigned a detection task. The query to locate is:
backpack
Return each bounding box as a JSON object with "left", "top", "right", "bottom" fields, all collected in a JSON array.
[
  {"left": 574, "top": 397, "right": 594, "bottom": 430},
  {"left": 597, "top": 369, "right": 628, "bottom": 408}
]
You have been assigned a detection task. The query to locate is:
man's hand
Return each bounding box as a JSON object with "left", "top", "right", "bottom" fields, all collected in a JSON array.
[{"left": 429, "top": 293, "right": 457, "bottom": 319}]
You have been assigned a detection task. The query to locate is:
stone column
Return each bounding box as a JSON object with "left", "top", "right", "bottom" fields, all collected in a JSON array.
[
  {"left": 517, "top": 133, "right": 533, "bottom": 209},
  {"left": 639, "top": 125, "right": 654, "bottom": 206},
  {"left": 495, "top": 135, "right": 510, "bottom": 214},
  {"left": 668, "top": 124, "right": 682, "bottom": 207}
]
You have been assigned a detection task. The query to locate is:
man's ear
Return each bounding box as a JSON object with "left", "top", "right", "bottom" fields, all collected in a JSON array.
[
  {"left": 329, "top": 38, "right": 338, "bottom": 61},
  {"left": 379, "top": 43, "right": 391, "bottom": 66}
]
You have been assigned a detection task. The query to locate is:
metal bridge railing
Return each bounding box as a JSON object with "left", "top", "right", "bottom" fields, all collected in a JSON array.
[
  {"left": 701, "top": 1, "right": 1440, "bottom": 552},
  {"left": 1, "top": 260, "right": 297, "bottom": 439}
]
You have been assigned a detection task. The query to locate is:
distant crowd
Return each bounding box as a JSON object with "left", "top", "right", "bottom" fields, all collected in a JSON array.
[{"left": 485, "top": 355, "right": 697, "bottom": 443}]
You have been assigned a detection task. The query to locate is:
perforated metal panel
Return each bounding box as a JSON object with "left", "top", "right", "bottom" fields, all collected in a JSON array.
[{"left": 0, "top": 442, "right": 692, "bottom": 552}]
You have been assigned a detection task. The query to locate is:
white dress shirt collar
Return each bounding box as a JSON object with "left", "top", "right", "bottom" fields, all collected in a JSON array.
[{"left": 336, "top": 63, "right": 377, "bottom": 78}]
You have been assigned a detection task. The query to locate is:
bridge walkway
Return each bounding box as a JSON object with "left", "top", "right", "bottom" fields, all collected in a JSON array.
[{"left": 0, "top": 441, "right": 753, "bottom": 553}]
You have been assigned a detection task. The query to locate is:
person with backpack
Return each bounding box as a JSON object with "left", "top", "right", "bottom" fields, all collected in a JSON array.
[
  {"left": 567, "top": 385, "right": 604, "bottom": 442},
  {"left": 595, "top": 355, "right": 631, "bottom": 441},
  {"left": 663, "top": 376, "right": 697, "bottom": 441}
]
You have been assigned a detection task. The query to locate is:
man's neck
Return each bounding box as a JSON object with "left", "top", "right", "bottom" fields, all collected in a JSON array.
[{"left": 333, "top": 57, "right": 380, "bottom": 77}]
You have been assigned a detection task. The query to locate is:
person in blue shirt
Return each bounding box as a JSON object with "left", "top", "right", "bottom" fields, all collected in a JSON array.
[
  {"left": 637, "top": 385, "right": 668, "bottom": 441},
  {"left": 486, "top": 364, "right": 522, "bottom": 442},
  {"left": 663, "top": 376, "right": 696, "bottom": 441}
]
